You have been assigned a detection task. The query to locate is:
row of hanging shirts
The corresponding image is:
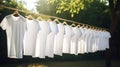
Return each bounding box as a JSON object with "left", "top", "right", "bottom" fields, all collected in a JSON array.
[{"left": 0, "top": 12, "right": 111, "bottom": 59}]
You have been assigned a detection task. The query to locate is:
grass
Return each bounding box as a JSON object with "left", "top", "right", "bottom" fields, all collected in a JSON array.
[{"left": 0, "top": 60, "right": 120, "bottom": 67}]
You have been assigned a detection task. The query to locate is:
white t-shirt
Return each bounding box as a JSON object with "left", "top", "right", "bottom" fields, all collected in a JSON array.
[
  {"left": 62, "top": 25, "right": 72, "bottom": 53},
  {"left": 35, "top": 21, "right": 51, "bottom": 58},
  {"left": 91, "top": 30, "right": 97, "bottom": 52},
  {"left": 70, "top": 27, "right": 82, "bottom": 55},
  {"left": 98, "top": 31, "right": 106, "bottom": 50},
  {"left": 23, "top": 19, "right": 39, "bottom": 56},
  {"left": 78, "top": 27, "right": 85, "bottom": 54},
  {"left": 93, "top": 30, "right": 100, "bottom": 52},
  {"left": 86, "top": 29, "right": 93, "bottom": 53},
  {"left": 54, "top": 23, "right": 64, "bottom": 56},
  {"left": 103, "top": 31, "right": 111, "bottom": 49},
  {"left": 45, "top": 22, "right": 58, "bottom": 58},
  {"left": 0, "top": 15, "right": 27, "bottom": 58}
]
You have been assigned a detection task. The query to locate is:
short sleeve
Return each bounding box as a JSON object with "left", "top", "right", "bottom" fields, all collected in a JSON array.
[
  {"left": 107, "top": 32, "right": 111, "bottom": 38},
  {"left": 0, "top": 17, "right": 8, "bottom": 30}
]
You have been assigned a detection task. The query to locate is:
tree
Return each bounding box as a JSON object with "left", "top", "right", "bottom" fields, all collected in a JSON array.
[
  {"left": 48, "top": 0, "right": 108, "bottom": 17},
  {"left": 105, "top": 0, "right": 120, "bottom": 67},
  {"left": 109, "top": 0, "right": 120, "bottom": 33},
  {"left": 72, "top": 0, "right": 110, "bottom": 28}
]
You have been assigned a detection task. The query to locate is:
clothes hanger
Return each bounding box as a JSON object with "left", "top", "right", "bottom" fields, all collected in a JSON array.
[
  {"left": 53, "top": 18, "right": 61, "bottom": 24},
  {"left": 47, "top": 18, "right": 52, "bottom": 22},
  {"left": 81, "top": 24, "right": 85, "bottom": 28},
  {"left": 63, "top": 21, "right": 67, "bottom": 25},
  {"left": 89, "top": 26, "right": 92, "bottom": 30},
  {"left": 26, "top": 14, "right": 34, "bottom": 20},
  {"left": 91, "top": 26, "right": 95, "bottom": 30},
  {"left": 95, "top": 27, "right": 98, "bottom": 31},
  {"left": 37, "top": 16, "right": 44, "bottom": 21},
  {"left": 12, "top": 10, "right": 19, "bottom": 17},
  {"left": 71, "top": 23, "right": 76, "bottom": 27},
  {"left": 84, "top": 25, "right": 88, "bottom": 29},
  {"left": 77, "top": 25, "right": 80, "bottom": 28}
]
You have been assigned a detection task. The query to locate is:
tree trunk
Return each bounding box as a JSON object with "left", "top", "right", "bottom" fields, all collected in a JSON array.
[{"left": 105, "top": 0, "right": 119, "bottom": 67}]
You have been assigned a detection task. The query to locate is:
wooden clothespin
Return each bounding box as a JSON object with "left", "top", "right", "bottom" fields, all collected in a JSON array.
[{"left": 12, "top": 10, "right": 19, "bottom": 17}]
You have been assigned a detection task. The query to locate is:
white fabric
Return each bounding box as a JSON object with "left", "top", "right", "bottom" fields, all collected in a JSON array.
[
  {"left": 78, "top": 28, "right": 88, "bottom": 54},
  {"left": 0, "top": 15, "right": 27, "bottom": 58},
  {"left": 1, "top": 15, "right": 111, "bottom": 58},
  {"left": 23, "top": 19, "right": 39, "bottom": 56},
  {"left": 45, "top": 22, "right": 58, "bottom": 58},
  {"left": 54, "top": 23, "right": 64, "bottom": 56},
  {"left": 78, "top": 28, "right": 85, "bottom": 54},
  {"left": 91, "top": 30, "right": 97, "bottom": 52},
  {"left": 70, "top": 27, "right": 82, "bottom": 55},
  {"left": 35, "top": 21, "right": 51, "bottom": 58},
  {"left": 85, "top": 29, "right": 92, "bottom": 53},
  {"left": 62, "top": 25, "right": 72, "bottom": 53},
  {"left": 105, "top": 32, "right": 111, "bottom": 49}
]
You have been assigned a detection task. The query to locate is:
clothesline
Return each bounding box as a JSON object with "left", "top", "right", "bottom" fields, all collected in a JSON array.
[
  {"left": 0, "top": 13, "right": 111, "bottom": 58},
  {"left": 0, "top": 5, "right": 108, "bottom": 31}
]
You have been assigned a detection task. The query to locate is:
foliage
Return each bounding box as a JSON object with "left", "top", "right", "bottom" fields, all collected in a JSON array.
[
  {"left": 73, "top": 0, "right": 110, "bottom": 28},
  {"left": 36, "top": 0, "right": 57, "bottom": 16},
  {"left": 1, "top": 0, "right": 27, "bottom": 11},
  {"left": 36, "top": 0, "right": 110, "bottom": 28},
  {"left": 48, "top": 0, "right": 108, "bottom": 17},
  {"left": 48, "top": 0, "right": 84, "bottom": 17},
  {"left": 0, "top": 0, "right": 31, "bottom": 18}
]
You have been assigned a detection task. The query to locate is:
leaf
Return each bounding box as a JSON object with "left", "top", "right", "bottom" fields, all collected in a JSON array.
[{"left": 71, "top": 13, "right": 74, "bottom": 17}]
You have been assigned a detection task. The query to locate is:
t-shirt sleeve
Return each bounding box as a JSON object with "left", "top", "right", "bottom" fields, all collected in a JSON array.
[
  {"left": 108, "top": 32, "right": 111, "bottom": 38},
  {"left": 0, "top": 17, "right": 8, "bottom": 30}
]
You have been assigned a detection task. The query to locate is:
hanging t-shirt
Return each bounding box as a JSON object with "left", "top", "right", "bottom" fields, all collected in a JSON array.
[
  {"left": 86, "top": 29, "right": 93, "bottom": 53},
  {"left": 92, "top": 30, "right": 99, "bottom": 52},
  {"left": 102, "top": 31, "right": 111, "bottom": 50},
  {"left": 98, "top": 31, "right": 105, "bottom": 50},
  {"left": 54, "top": 23, "right": 64, "bottom": 56},
  {"left": 78, "top": 27, "right": 85, "bottom": 54},
  {"left": 45, "top": 22, "right": 58, "bottom": 58},
  {"left": 91, "top": 30, "right": 97, "bottom": 52},
  {"left": 70, "top": 27, "right": 81, "bottom": 55},
  {"left": 23, "top": 19, "right": 39, "bottom": 56},
  {"left": 62, "top": 25, "right": 72, "bottom": 53},
  {"left": 105, "top": 31, "right": 111, "bottom": 49},
  {"left": 0, "top": 14, "right": 27, "bottom": 58},
  {"left": 34, "top": 21, "right": 51, "bottom": 58}
]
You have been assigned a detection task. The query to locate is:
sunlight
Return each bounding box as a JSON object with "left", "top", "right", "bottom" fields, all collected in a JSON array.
[
  {"left": 25, "top": 0, "right": 37, "bottom": 9},
  {"left": 18, "top": 0, "right": 38, "bottom": 13}
]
